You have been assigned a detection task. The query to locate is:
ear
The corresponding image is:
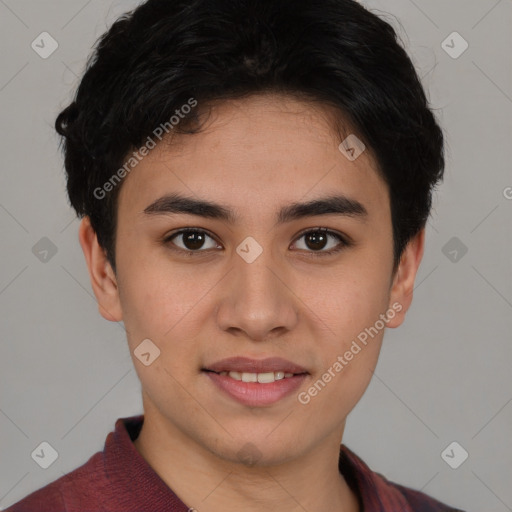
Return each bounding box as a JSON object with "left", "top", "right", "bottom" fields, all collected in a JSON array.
[
  {"left": 386, "top": 228, "right": 425, "bottom": 328},
  {"left": 78, "top": 217, "right": 123, "bottom": 322}
]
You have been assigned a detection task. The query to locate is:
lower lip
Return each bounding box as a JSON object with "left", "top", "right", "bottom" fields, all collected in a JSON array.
[{"left": 204, "top": 371, "right": 308, "bottom": 407}]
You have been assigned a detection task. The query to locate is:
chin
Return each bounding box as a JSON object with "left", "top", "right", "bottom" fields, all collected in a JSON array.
[{"left": 205, "top": 435, "right": 302, "bottom": 468}]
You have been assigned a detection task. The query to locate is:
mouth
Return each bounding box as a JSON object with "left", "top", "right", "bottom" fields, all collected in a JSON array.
[
  {"left": 202, "top": 369, "right": 306, "bottom": 383},
  {"left": 202, "top": 356, "right": 309, "bottom": 381},
  {"left": 202, "top": 357, "right": 309, "bottom": 406}
]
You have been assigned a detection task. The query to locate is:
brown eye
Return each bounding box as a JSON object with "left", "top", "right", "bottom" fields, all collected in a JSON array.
[
  {"left": 304, "top": 231, "right": 329, "bottom": 250},
  {"left": 166, "top": 229, "right": 219, "bottom": 252},
  {"left": 292, "top": 228, "right": 348, "bottom": 256}
]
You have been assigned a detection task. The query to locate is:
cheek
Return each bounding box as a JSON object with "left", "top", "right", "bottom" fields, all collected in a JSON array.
[
  {"left": 115, "top": 254, "right": 222, "bottom": 376},
  {"left": 320, "top": 258, "right": 392, "bottom": 401},
  {"left": 299, "top": 258, "right": 391, "bottom": 338},
  {"left": 295, "top": 255, "right": 391, "bottom": 405},
  {"left": 300, "top": 282, "right": 386, "bottom": 418},
  {"left": 116, "top": 250, "right": 197, "bottom": 332},
  {"left": 117, "top": 269, "right": 203, "bottom": 388}
]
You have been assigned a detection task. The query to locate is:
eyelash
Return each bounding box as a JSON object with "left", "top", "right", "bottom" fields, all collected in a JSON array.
[{"left": 163, "top": 227, "right": 350, "bottom": 258}]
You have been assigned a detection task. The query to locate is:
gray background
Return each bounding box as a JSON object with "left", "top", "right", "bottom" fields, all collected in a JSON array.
[{"left": 0, "top": 0, "right": 511, "bottom": 510}]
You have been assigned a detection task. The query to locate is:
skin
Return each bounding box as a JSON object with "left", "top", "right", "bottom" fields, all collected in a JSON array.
[{"left": 79, "top": 93, "right": 424, "bottom": 512}]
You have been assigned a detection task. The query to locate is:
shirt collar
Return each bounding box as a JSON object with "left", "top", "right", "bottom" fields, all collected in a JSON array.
[
  {"left": 103, "top": 414, "right": 412, "bottom": 512},
  {"left": 340, "top": 444, "right": 413, "bottom": 511}
]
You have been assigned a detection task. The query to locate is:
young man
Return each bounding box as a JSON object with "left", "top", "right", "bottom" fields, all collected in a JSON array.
[{"left": 5, "top": 0, "right": 466, "bottom": 510}]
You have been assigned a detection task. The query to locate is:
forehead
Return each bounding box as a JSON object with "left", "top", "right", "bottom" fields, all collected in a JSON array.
[{"left": 116, "top": 93, "right": 389, "bottom": 222}]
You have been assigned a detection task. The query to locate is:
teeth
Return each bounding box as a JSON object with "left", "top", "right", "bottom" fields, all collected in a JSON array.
[
  {"left": 257, "top": 372, "right": 275, "bottom": 383},
  {"left": 241, "top": 372, "right": 258, "bottom": 383},
  {"left": 222, "top": 371, "right": 297, "bottom": 383}
]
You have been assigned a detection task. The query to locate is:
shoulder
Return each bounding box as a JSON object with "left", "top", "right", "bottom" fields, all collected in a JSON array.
[
  {"left": 339, "top": 445, "right": 466, "bottom": 512},
  {"left": 2, "top": 483, "right": 66, "bottom": 512},
  {"left": 383, "top": 474, "right": 466, "bottom": 512},
  {"left": 3, "top": 452, "right": 105, "bottom": 512}
]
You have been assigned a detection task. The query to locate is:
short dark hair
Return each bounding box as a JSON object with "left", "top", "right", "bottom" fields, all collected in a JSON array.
[{"left": 55, "top": 0, "right": 445, "bottom": 272}]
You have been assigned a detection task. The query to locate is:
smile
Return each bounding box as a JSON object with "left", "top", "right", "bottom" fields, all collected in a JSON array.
[
  {"left": 203, "top": 371, "right": 308, "bottom": 406},
  {"left": 215, "top": 370, "right": 296, "bottom": 383}
]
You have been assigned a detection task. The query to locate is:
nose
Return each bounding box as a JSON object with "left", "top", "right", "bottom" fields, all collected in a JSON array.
[{"left": 215, "top": 245, "right": 299, "bottom": 342}]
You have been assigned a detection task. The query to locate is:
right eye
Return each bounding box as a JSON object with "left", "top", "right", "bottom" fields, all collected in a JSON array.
[{"left": 164, "top": 229, "right": 222, "bottom": 254}]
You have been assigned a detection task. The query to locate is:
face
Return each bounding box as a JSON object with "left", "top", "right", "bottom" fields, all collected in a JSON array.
[{"left": 81, "top": 93, "right": 423, "bottom": 466}]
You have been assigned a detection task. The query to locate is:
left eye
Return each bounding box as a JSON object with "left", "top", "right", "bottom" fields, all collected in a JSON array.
[{"left": 292, "top": 228, "right": 346, "bottom": 254}]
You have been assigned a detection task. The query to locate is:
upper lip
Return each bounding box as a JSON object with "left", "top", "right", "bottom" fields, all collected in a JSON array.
[{"left": 203, "top": 357, "right": 309, "bottom": 374}]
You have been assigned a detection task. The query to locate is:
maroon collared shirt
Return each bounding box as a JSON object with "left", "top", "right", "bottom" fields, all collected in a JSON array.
[{"left": 4, "top": 415, "right": 465, "bottom": 511}]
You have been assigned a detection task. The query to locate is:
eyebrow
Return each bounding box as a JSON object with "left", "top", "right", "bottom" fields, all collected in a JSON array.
[{"left": 143, "top": 192, "right": 367, "bottom": 225}]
